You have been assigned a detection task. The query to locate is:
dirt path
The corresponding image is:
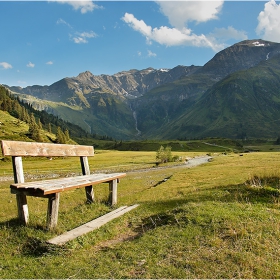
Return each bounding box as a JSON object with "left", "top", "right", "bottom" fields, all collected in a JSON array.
[
  {"left": 184, "top": 155, "right": 212, "bottom": 168},
  {"left": 0, "top": 156, "right": 212, "bottom": 181},
  {"left": 128, "top": 155, "right": 212, "bottom": 174}
]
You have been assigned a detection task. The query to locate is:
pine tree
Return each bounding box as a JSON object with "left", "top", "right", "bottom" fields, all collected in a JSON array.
[
  {"left": 28, "top": 113, "right": 42, "bottom": 142},
  {"left": 64, "top": 129, "right": 70, "bottom": 142},
  {"left": 37, "top": 119, "right": 42, "bottom": 130},
  {"left": 56, "top": 126, "right": 66, "bottom": 144},
  {"left": 28, "top": 113, "right": 37, "bottom": 135}
]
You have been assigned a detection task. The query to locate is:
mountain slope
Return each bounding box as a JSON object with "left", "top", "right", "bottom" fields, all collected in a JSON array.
[
  {"left": 6, "top": 66, "right": 197, "bottom": 139},
  {"left": 161, "top": 53, "right": 280, "bottom": 139},
  {"left": 7, "top": 65, "right": 196, "bottom": 102},
  {"left": 133, "top": 39, "right": 280, "bottom": 138},
  {"left": 5, "top": 39, "right": 280, "bottom": 140},
  {"left": 198, "top": 39, "right": 280, "bottom": 78}
]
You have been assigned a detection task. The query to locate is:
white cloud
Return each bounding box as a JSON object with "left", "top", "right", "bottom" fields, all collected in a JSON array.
[
  {"left": 122, "top": 13, "right": 224, "bottom": 52},
  {"left": 56, "top": 18, "right": 72, "bottom": 28},
  {"left": 256, "top": 0, "right": 280, "bottom": 42},
  {"left": 73, "top": 37, "right": 87, "bottom": 44},
  {"left": 0, "top": 62, "right": 12, "bottom": 69},
  {"left": 123, "top": 13, "right": 151, "bottom": 37},
  {"left": 122, "top": 1, "right": 249, "bottom": 52},
  {"left": 27, "top": 62, "right": 35, "bottom": 68},
  {"left": 54, "top": 1, "right": 102, "bottom": 14},
  {"left": 156, "top": 1, "right": 224, "bottom": 30},
  {"left": 148, "top": 50, "right": 157, "bottom": 57},
  {"left": 71, "top": 31, "right": 97, "bottom": 44},
  {"left": 46, "top": 61, "right": 54, "bottom": 65}
]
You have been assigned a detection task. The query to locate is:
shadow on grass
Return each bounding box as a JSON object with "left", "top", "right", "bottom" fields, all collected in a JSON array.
[
  {"left": 0, "top": 219, "right": 69, "bottom": 257},
  {"left": 21, "top": 237, "right": 68, "bottom": 257},
  {"left": 0, "top": 217, "right": 48, "bottom": 231},
  {"left": 2, "top": 180, "right": 280, "bottom": 254}
]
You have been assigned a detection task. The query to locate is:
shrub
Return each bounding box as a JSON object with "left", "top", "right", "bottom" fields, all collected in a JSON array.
[{"left": 156, "top": 145, "right": 173, "bottom": 163}]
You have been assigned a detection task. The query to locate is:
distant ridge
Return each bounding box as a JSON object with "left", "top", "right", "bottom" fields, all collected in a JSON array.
[{"left": 5, "top": 39, "right": 280, "bottom": 140}]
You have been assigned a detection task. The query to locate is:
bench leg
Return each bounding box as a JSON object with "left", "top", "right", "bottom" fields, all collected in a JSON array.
[
  {"left": 16, "top": 193, "right": 29, "bottom": 225},
  {"left": 47, "top": 193, "right": 60, "bottom": 230},
  {"left": 108, "top": 179, "right": 117, "bottom": 206},
  {"left": 85, "top": 185, "right": 94, "bottom": 204}
]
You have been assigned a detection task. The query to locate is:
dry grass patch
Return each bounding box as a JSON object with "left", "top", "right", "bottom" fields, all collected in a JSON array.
[{"left": 1, "top": 151, "right": 280, "bottom": 278}]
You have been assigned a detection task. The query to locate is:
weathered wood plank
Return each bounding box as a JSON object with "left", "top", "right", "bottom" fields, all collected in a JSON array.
[
  {"left": 80, "top": 156, "right": 94, "bottom": 203},
  {"left": 47, "top": 193, "right": 60, "bottom": 230},
  {"left": 12, "top": 156, "right": 29, "bottom": 225},
  {"left": 1, "top": 140, "right": 94, "bottom": 157},
  {"left": 85, "top": 185, "right": 94, "bottom": 204},
  {"left": 109, "top": 179, "right": 118, "bottom": 206},
  {"left": 47, "top": 205, "right": 139, "bottom": 245},
  {"left": 80, "top": 156, "right": 90, "bottom": 175},
  {"left": 12, "top": 156, "right": 24, "bottom": 183},
  {"left": 1, "top": 140, "right": 128, "bottom": 230},
  {"left": 16, "top": 194, "right": 29, "bottom": 224},
  {"left": 10, "top": 173, "right": 126, "bottom": 195}
]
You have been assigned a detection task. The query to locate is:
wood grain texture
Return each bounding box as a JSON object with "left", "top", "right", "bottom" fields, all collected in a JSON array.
[
  {"left": 47, "top": 205, "right": 139, "bottom": 245},
  {"left": 109, "top": 179, "right": 118, "bottom": 206},
  {"left": 12, "top": 156, "right": 29, "bottom": 225},
  {"left": 10, "top": 173, "right": 126, "bottom": 195},
  {"left": 80, "top": 156, "right": 95, "bottom": 203},
  {"left": 47, "top": 193, "right": 60, "bottom": 230},
  {"left": 2, "top": 140, "right": 127, "bottom": 230},
  {"left": 1, "top": 140, "right": 94, "bottom": 157}
]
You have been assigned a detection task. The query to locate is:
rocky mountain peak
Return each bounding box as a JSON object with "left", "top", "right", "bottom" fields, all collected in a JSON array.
[
  {"left": 76, "top": 70, "right": 94, "bottom": 81},
  {"left": 235, "top": 39, "right": 271, "bottom": 47},
  {"left": 5, "top": 39, "right": 280, "bottom": 140},
  {"left": 198, "top": 39, "right": 280, "bottom": 78}
]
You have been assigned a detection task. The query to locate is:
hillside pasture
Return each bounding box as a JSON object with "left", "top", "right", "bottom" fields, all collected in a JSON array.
[{"left": 0, "top": 150, "right": 280, "bottom": 278}]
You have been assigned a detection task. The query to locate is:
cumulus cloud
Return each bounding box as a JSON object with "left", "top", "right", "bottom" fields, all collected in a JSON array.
[
  {"left": 0, "top": 62, "right": 12, "bottom": 69},
  {"left": 27, "top": 62, "right": 35, "bottom": 68},
  {"left": 122, "top": 1, "right": 250, "bottom": 52},
  {"left": 71, "top": 31, "right": 97, "bottom": 44},
  {"left": 256, "top": 0, "right": 280, "bottom": 42},
  {"left": 148, "top": 50, "right": 157, "bottom": 57},
  {"left": 46, "top": 61, "right": 54, "bottom": 65},
  {"left": 122, "top": 13, "right": 224, "bottom": 52},
  {"left": 54, "top": 1, "right": 102, "bottom": 14},
  {"left": 156, "top": 1, "right": 224, "bottom": 30}
]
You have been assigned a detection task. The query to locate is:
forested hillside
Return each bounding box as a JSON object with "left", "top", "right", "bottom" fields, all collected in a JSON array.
[
  {"left": 0, "top": 85, "right": 112, "bottom": 144},
  {"left": 6, "top": 39, "right": 280, "bottom": 140}
]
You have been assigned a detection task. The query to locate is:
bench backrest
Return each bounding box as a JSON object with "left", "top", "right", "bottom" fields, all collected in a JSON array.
[
  {"left": 1, "top": 140, "right": 94, "bottom": 157},
  {"left": 1, "top": 140, "right": 95, "bottom": 184}
]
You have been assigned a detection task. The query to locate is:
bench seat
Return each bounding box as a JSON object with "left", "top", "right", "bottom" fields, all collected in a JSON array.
[
  {"left": 1, "top": 140, "right": 127, "bottom": 230},
  {"left": 10, "top": 173, "right": 126, "bottom": 196}
]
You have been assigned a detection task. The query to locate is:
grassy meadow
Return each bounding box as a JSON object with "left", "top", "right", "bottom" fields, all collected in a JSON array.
[{"left": 1, "top": 149, "right": 280, "bottom": 278}]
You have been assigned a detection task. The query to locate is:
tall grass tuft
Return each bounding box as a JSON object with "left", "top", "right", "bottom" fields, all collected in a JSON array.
[{"left": 246, "top": 171, "right": 280, "bottom": 197}]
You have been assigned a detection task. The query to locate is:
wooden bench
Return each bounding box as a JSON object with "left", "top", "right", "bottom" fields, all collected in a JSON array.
[{"left": 1, "top": 140, "right": 126, "bottom": 230}]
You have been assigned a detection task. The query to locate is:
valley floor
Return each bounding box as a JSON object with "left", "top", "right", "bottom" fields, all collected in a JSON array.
[{"left": 1, "top": 151, "right": 280, "bottom": 278}]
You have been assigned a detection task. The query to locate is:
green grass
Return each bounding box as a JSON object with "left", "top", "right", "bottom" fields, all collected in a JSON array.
[
  {"left": 1, "top": 151, "right": 280, "bottom": 278},
  {"left": 0, "top": 111, "right": 30, "bottom": 141}
]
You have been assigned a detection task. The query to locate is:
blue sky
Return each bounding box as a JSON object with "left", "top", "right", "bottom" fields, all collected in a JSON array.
[{"left": 0, "top": 0, "right": 280, "bottom": 87}]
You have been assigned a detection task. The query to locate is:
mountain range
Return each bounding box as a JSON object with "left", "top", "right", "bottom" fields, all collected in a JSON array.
[{"left": 5, "top": 39, "right": 280, "bottom": 140}]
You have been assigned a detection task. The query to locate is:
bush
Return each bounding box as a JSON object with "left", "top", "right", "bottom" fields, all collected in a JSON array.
[
  {"left": 172, "top": 155, "right": 181, "bottom": 162},
  {"left": 156, "top": 145, "right": 173, "bottom": 163}
]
